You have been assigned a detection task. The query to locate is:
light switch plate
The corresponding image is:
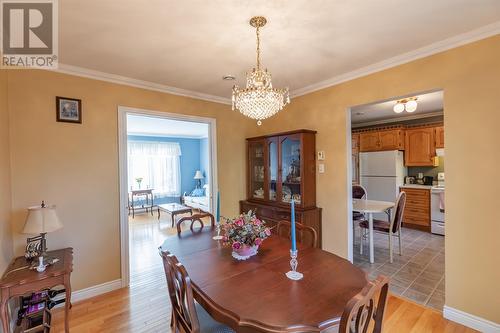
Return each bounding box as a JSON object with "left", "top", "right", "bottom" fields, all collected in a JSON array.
[
  {"left": 318, "top": 164, "right": 325, "bottom": 173},
  {"left": 317, "top": 151, "right": 325, "bottom": 160}
]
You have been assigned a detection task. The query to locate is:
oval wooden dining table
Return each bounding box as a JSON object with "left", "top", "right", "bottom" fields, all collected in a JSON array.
[{"left": 160, "top": 228, "right": 369, "bottom": 332}]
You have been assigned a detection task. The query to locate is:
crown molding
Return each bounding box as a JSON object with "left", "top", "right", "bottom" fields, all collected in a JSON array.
[
  {"left": 291, "top": 21, "right": 500, "bottom": 98},
  {"left": 49, "top": 21, "right": 499, "bottom": 104},
  {"left": 52, "top": 64, "right": 232, "bottom": 105},
  {"left": 352, "top": 111, "right": 443, "bottom": 128}
]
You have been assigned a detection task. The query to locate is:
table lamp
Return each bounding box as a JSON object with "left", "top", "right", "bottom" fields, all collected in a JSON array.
[
  {"left": 194, "top": 170, "right": 204, "bottom": 188},
  {"left": 23, "top": 201, "right": 63, "bottom": 269}
]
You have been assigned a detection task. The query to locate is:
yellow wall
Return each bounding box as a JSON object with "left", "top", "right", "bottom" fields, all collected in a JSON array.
[
  {"left": 0, "top": 70, "right": 13, "bottom": 272},
  {"left": 250, "top": 35, "right": 500, "bottom": 323},
  {"left": 3, "top": 35, "right": 499, "bottom": 324},
  {"left": 6, "top": 69, "right": 251, "bottom": 290}
]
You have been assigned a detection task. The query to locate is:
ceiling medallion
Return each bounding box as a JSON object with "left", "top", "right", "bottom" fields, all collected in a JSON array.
[
  {"left": 393, "top": 97, "right": 418, "bottom": 113},
  {"left": 232, "top": 16, "right": 290, "bottom": 126}
]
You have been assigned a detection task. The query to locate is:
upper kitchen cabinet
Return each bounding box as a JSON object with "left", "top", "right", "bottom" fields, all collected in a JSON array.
[
  {"left": 359, "top": 128, "right": 404, "bottom": 152},
  {"left": 379, "top": 129, "right": 405, "bottom": 150},
  {"left": 359, "top": 131, "right": 379, "bottom": 151},
  {"left": 435, "top": 126, "right": 445, "bottom": 148},
  {"left": 405, "top": 127, "right": 435, "bottom": 166}
]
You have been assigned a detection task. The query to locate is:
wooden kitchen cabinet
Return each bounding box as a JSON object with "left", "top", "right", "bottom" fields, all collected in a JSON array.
[
  {"left": 359, "top": 129, "right": 404, "bottom": 152},
  {"left": 405, "top": 127, "right": 435, "bottom": 166},
  {"left": 435, "top": 126, "right": 445, "bottom": 148},
  {"left": 352, "top": 133, "right": 360, "bottom": 153},
  {"left": 379, "top": 129, "right": 405, "bottom": 150},
  {"left": 400, "top": 187, "right": 430, "bottom": 231},
  {"left": 359, "top": 132, "right": 380, "bottom": 152},
  {"left": 352, "top": 134, "right": 360, "bottom": 184}
]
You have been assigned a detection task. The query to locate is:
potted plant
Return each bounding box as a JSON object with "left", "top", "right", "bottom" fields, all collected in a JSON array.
[{"left": 222, "top": 211, "right": 271, "bottom": 260}]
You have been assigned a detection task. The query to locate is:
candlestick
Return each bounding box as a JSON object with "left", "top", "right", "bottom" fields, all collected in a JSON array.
[
  {"left": 285, "top": 249, "right": 303, "bottom": 280},
  {"left": 290, "top": 200, "right": 297, "bottom": 252},
  {"left": 213, "top": 191, "right": 223, "bottom": 240},
  {"left": 216, "top": 191, "right": 220, "bottom": 222}
]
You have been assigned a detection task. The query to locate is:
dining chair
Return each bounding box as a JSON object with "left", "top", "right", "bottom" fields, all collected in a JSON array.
[
  {"left": 159, "top": 249, "right": 235, "bottom": 333},
  {"left": 176, "top": 212, "right": 215, "bottom": 235},
  {"left": 352, "top": 185, "right": 367, "bottom": 239},
  {"left": 359, "top": 191, "right": 406, "bottom": 263},
  {"left": 276, "top": 220, "right": 318, "bottom": 248},
  {"left": 339, "top": 275, "right": 389, "bottom": 333}
]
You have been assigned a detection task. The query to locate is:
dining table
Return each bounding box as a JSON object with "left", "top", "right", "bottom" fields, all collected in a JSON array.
[
  {"left": 159, "top": 228, "right": 369, "bottom": 332},
  {"left": 352, "top": 199, "right": 395, "bottom": 264}
]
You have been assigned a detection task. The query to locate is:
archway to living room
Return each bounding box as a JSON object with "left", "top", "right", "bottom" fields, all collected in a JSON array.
[{"left": 117, "top": 106, "right": 217, "bottom": 288}]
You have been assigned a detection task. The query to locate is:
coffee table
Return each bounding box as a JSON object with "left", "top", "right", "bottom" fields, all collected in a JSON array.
[{"left": 157, "top": 203, "right": 192, "bottom": 228}]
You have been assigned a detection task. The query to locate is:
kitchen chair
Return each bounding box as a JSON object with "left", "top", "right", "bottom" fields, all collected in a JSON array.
[
  {"left": 359, "top": 192, "right": 406, "bottom": 263},
  {"left": 277, "top": 220, "right": 318, "bottom": 248},
  {"left": 159, "top": 250, "right": 234, "bottom": 333},
  {"left": 339, "top": 275, "right": 389, "bottom": 333},
  {"left": 352, "top": 185, "right": 367, "bottom": 239},
  {"left": 176, "top": 212, "right": 215, "bottom": 235}
]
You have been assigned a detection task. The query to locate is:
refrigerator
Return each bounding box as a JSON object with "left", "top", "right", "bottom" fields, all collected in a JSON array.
[{"left": 360, "top": 150, "right": 407, "bottom": 219}]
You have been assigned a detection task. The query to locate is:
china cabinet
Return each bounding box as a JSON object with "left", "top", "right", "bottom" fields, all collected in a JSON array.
[{"left": 240, "top": 130, "right": 322, "bottom": 247}]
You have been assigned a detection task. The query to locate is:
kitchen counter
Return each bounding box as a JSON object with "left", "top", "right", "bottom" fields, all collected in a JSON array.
[{"left": 400, "top": 184, "right": 433, "bottom": 190}]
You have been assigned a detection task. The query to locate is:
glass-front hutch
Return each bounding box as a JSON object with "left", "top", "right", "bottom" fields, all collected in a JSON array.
[{"left": 241, "top": 130, "right": 322, "bottom": 246}]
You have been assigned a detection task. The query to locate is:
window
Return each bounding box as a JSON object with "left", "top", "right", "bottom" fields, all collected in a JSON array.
[{"left": 127, "top": 141, "right": 181, "bottom": 197}]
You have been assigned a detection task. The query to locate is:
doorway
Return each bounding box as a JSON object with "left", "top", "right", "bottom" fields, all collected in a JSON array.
[
  {"left": 347, "top": 90, "right": 445, "bottom": 311},
  {"left": 118, "top": 106, "right": 217, "bottom": 287}
]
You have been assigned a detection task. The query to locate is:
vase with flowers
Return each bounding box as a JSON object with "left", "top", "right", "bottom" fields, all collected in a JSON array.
[{"left": 221, "top": 210, "right": 271, "bottom": 260}]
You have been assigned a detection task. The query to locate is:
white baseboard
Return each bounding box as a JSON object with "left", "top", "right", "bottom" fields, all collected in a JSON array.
[
  {"left": 443, "top": 305, "right": 500, "bottom": 333},
  {"left": 71, "top": 279, "right": 122, "bottom": 303}
]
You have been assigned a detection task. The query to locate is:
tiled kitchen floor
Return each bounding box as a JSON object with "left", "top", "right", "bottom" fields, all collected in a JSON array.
[{"left": 353, "top": 226, "right": 445, "bottom": 311}]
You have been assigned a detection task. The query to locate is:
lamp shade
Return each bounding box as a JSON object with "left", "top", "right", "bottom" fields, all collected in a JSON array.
[
  {"left": 23, "top": 204, "right": 63, "bottom": 234},
  {"left": 193, "top": 170, "right": 204, "bottom": 180}
]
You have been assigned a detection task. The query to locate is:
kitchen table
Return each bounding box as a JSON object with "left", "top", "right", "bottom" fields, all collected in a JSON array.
[{"left": 353, "top": 199, "right": 394, "bottom": 263}]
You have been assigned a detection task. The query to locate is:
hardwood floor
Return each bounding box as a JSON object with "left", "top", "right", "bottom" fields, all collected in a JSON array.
[{"left": 50, "top": 213, "right": 475, "bottom": 332}]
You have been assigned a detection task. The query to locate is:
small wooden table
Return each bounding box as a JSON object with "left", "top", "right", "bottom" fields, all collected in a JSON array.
[
  {"left": 353, "top": 199, "right": 394, "bottom": 263},
  {"left": 128, "top": 188, "right": 155, "bottom": 218},
  {"left": 160, "top": 230, "right": 368, "bottom": 332},
  {"left": 0, "top": 248, "right": 73, "bottom": 333},
  {"left": 157, "top": 203, "right": 192, "bottom": 227}
]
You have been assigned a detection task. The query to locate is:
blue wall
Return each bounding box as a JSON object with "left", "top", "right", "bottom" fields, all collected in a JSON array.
[{"left": 128, "top": 135, "right": 205, "bottom": 204}]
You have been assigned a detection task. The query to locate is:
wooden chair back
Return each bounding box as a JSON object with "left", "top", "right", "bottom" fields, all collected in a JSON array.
[
  {"left": 276, "top": 220, "right": 318, "bottom": 248},
  {"left": 352, "top": 185, "right": 367, "bottom": 199},
  {"left": 339, "top": 275, "right": 389, "bottom": 333},
  {"left": 176, "top": 212, "right": 215, "bottom": 235},
  {"left": 390, "top": 192, "right": 406, "bottom": 233},
  {"left": 159, "top": 249, "right": 201, "bottom": 333}
]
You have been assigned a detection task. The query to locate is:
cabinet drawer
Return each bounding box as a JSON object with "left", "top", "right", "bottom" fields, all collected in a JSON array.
[
  {"left": 404, "top": 210, "right": 429, "bottom": 219},
  {"left": 402, "top": 188, "right": 430, "bottom": 196},
  {"left": 405, "top": 199, "right": 429, "bottom": 210},
  {"left": 403, "top": 215, "right": 430, "bottom": 226}
]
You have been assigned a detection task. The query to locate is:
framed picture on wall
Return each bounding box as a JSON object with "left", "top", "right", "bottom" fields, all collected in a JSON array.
[{"left": 56, "top": 96, "right": 82, "bottom": 123}]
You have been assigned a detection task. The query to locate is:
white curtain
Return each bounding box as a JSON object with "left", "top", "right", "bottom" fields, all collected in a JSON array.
[{"left": 128, "top": 141, "right": 182, "bottom": 197}]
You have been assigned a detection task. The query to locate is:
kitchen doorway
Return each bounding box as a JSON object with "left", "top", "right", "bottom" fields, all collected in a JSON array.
[{"left": 347, "top": 90, "right": 445, "bottom": 311}]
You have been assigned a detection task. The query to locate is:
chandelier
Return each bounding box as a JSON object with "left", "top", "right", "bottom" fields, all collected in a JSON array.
[
  {"left": 393, "top": 97, "right": 418, "bottom": 113},
  {"left": 232, "top": 16, "right": 290, "bottom": 126}
]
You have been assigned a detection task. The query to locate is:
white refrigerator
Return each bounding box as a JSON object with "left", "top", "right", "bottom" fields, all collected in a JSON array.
[{"left": 360, "top": 150, "right": 407, "bottom": 219}]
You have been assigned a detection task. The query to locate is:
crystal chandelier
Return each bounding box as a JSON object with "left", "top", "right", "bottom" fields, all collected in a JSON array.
[{"left": 232, "top": 16, "right": 290, "bottom": 126}]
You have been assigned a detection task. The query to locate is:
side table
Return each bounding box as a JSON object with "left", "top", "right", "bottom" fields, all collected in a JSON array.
[{"left": 0, "top": 248, "right": 73, "bottom": 333}]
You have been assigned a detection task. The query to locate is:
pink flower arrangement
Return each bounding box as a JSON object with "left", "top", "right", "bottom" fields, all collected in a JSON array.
[{"left": 221, "top": 210, "right": 271, "bottom": 249}]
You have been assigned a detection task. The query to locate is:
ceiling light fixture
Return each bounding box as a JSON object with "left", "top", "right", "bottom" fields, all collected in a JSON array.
[
  {"left": 232, "top": 16, "right": 290, "bottom": 126},
  {"left": 222, "top": 75, "right": 236, "bottom": 81},
  {"left": 393, "top": 97, "right": 418, "bottom": 113}
]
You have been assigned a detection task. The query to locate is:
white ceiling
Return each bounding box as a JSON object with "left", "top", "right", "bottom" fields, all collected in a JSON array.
[
  {"left": 351, "top": 90, "right": 443, "bottom": 124},
  {"left": 127, "top": 115, "right": 209, "bottom": 138},
  {"left": 59, "top": 1, "right": 500, "bottom": 101}
]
